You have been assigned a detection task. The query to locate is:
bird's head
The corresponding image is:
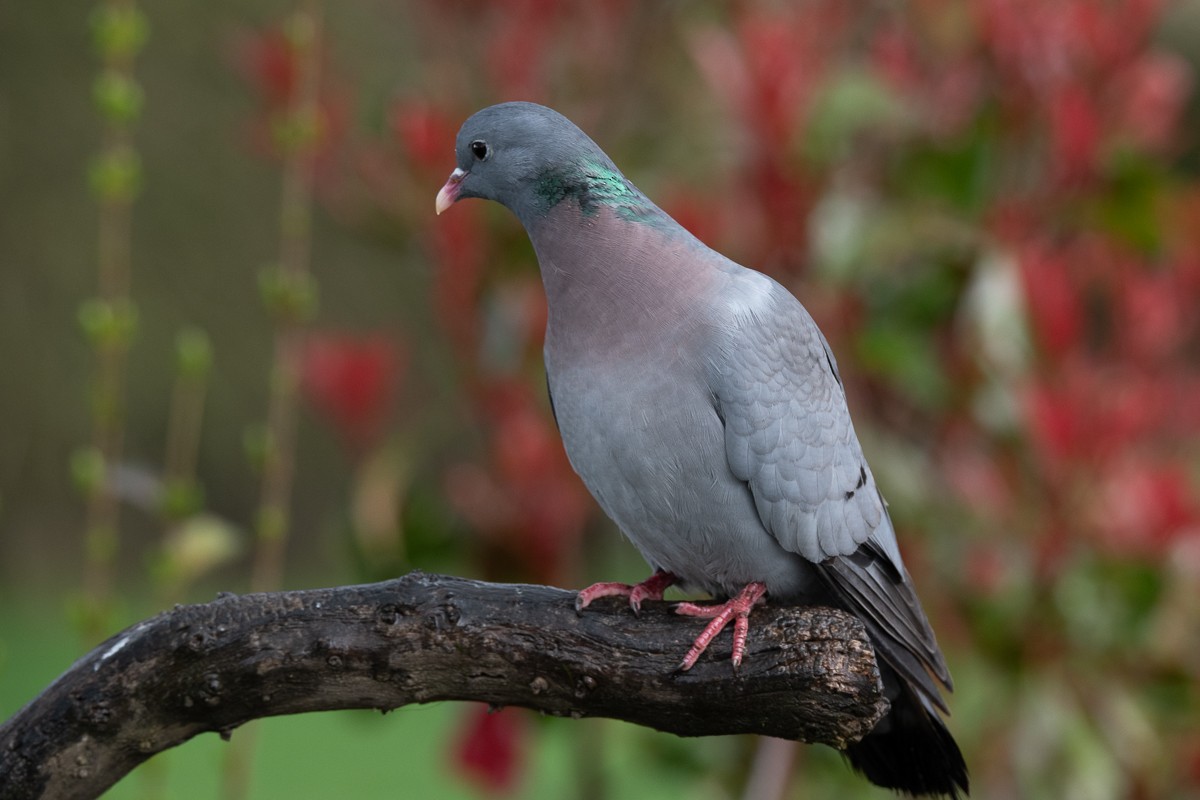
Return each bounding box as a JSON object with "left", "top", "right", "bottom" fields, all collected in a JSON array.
[{"left": 435, "top": 102, "right": 625, "bottom": 222}]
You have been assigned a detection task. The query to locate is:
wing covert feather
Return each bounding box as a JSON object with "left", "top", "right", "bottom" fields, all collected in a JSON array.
[{"left": 710, "top": 279, "right": 881, "bottom": 563}]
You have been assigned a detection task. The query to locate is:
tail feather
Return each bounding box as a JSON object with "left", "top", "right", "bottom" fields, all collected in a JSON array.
[
  {"left": 816, "top": 536, "right": 968, "bottom": 796},
  {"left": 845, "top": 676, "right": 969, "bottom": 798}
]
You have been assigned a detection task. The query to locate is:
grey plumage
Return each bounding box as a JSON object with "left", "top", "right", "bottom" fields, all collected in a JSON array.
[{"left": 437, "top": 101, "right": 967, "bottom": 798}]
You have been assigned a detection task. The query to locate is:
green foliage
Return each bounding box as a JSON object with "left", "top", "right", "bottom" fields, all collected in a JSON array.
[
  {"left": 77, "top": 297, "right": 138, "bottom": 349},
  {"left": 803, "top": 69, "right": 908, "bottom": 165},
  {"left": 258, "top": 265, "right": 319, "bottom": 324},
  {"left": 897, "top": 126, "right": 996, "bottom": 215},
  {"left": 1053, "top": 555, "right": 1165, "bottom": 654},
  {"left": 282, "top": 9, "right": 317, "bottom": 52},
  {"left": 1093, "top": 148, "right": 1165, "bottom": 254},
  {"left": 87, "top": 147, "right": 141, "bottom": 202},
  {"left": 70, "top": 447, "right": 107, "bottom": 498},
  {"left": 243, "top": 423, "right": 270, "bottom": 473},
  {"left": 255, "top": 505, "right": 287, "bottom": 543},
  {"left": 89, "top": 3, "right": 149, "bottom": 61},
  {"left": 160, "top": 478, "right": 205, "bottom": 521},
  {"left": 175, "top": 327, "right": 213, "bottom": 378},
  {"left": 270, "top": 110, "right": 323, "bottom": 154},
  {"left": 93, "top": 70, "right": 143, "bottom": 124}
]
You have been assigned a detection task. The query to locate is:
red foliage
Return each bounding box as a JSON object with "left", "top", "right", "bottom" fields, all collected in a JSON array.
[
  {"left": 1093, "top": 457, "right": 1198, "bottom": 555},
  {"left": 977, "top": 0, "right": 1182, "bottom": 188},
  {"left": 233, "top": 24, "right": 349, "bottom": 169},
  {"left": 391, "top": 101, "right": 461, "bottom": 173},
  {"left": 444, "top": 379, "right": 591, "bottom": 585},
  {"left": 451, "top": 706, "right": 526, "bottom": 795},
  {"left": 1012, "top": 225, "right": 1200, "bottom": 557},
  {"left": 690, "top": 3, "right": 850, "bottom": 270},
  {"left": 429, "top": 201, "right": 489, "bottom": 359},
  {"left": 1116, "top": 262, "right": 1190, "bottom": 364},
  {"left": 1048, "top": 81, "right": 1102, "bottom": 183},
  {"left": 240, "top": 27, "right": 300, "bottom": 106},
  {"left": 871, "top": 19, "right": 984, "bottom": 140},
  {"left": 1017, "top": 242, "right": 1085, "bottom": 360},
  {"left": 484, "top": 0, "right": 559, "bottom": 99},
  {"left": 1111, "top": 52, "right": 1193, "bottom": 153},
  {"left": 661, "top": 189, "right": 727, "bottom": 247},
  {"left": 301, "top": 332, "right": 404, "bottom": 456}
]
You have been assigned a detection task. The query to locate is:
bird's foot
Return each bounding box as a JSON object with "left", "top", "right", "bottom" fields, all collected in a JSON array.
[
  {"left": 674, "top": 582, "right": 767, "bottom": 671},
  {"left": 575, "top": 570, "right": 678, "bottom": 615}
]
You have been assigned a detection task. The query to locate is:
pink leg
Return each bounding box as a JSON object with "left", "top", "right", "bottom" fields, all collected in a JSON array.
[
  {"left": 575, "top": 570, "right": 678, "bottom": 615},
  {"left": 675, "top": 582, "right": 767, "bottom": 671}
]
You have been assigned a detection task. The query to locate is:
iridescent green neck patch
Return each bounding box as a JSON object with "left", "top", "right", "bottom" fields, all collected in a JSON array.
[{"left": 533, "top": 160, "right": 656, "bottom": 221}]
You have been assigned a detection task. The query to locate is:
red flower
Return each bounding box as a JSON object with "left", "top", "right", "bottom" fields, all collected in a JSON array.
[
  {"left": 452, "top": 705, "right": 526, "bottom": 795},
  {"left": 301, "top": 332, "right": 404, "bottom": 455}
]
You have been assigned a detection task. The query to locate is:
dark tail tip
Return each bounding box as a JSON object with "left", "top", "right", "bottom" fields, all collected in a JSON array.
[{"left": 844, "top": 690, "right": 969, "bottom": 798}]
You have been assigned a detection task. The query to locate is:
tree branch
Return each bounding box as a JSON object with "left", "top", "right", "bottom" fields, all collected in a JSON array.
[{"left": 0, "top": 571, "right": 887, "bottom": 800}]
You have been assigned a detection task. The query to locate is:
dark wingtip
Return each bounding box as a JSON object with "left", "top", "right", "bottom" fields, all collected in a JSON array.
[{"left": 844, "top": 688, "right": 969, "bottom": 798}]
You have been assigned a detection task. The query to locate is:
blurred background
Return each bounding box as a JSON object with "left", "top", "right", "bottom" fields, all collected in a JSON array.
[{"left": 3, "top": 0, "right": 1200, "bottom": 797}]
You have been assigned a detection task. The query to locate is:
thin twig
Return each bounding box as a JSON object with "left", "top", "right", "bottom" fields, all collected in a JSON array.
[
  {"left": 251, "top": 0, "right": 322, "bottom": 595},
  {"left": 80, "top": 0, "right": 146, "bottom": 643},
  {"left": 234, "top": 5, "right": 323, "bottom": 795}
]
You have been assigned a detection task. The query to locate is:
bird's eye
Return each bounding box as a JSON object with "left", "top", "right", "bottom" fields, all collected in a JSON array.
[{"left": 470, "top": 140, "right": 489, "bottom": 160}]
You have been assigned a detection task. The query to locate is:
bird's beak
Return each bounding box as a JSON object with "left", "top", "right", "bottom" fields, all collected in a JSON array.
[{"left": 435, "top": 168, "right": 467, "bottom": 215}]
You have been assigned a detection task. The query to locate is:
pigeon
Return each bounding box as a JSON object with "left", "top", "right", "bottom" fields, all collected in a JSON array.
[{"left": 436, "top": 101, "right": 968, "bottom": 798}]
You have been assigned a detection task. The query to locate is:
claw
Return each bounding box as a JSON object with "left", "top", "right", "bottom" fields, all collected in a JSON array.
[
  {"left": 675, "top": 582, "right": 767, "bottom": 671},
  {"left": 575, "top": 581, "right": 635, "bottom": 613},
  {"left": 575, "top": 570, "right": 677, "bottom": 615}
]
